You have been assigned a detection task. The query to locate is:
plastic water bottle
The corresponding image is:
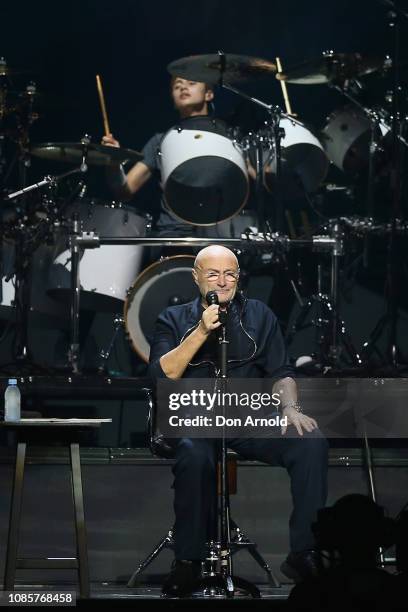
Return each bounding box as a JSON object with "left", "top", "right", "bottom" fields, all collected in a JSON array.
[{"left": 4, "top": 378, "right": 21, "bottom": 422}]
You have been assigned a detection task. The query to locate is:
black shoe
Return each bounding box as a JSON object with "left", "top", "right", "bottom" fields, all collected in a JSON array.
[
  {"left": 162, "top": 560, "right": 202, "bottom": 598},
  {"left": 280, "top": 549, "right": 323, "bottom": 583}
]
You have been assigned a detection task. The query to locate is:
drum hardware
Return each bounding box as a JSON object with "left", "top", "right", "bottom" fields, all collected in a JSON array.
[
  {"left": 97, "top": 314, "right": 125, "bottom": 374},
  {"left": 5, "top": 135, "right": 90, "bottom": 373},
  {"left": 215, "top": 51, "right": 328, "bottom": 229},
  {"left": 286, "top": 222, "right": 363, "bottom": 369}
]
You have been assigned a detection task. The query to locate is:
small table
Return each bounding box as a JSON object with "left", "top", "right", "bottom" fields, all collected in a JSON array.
[{"left": 1, "top": 418, "right": 112, "bottom": 598}]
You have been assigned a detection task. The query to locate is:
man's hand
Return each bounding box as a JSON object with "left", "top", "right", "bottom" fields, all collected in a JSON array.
[
  {"left": 102, "top": 133, "right": 120, "bottom": 148},
  {"left": 281, "top": 405, "right": 318, "bottom": 436},
  {"left": 199, "top": 304, "right": 222, "bottom": 335}
]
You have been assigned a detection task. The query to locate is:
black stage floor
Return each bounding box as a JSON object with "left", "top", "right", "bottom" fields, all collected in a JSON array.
[{"left": 1, "top": 582, "right": 293, "bottom": 610}]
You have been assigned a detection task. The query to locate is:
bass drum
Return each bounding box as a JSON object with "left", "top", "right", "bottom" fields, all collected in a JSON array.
[
  {"left": 321, "top": 106, "right": 389, "bottom": 175},
  {"left": 125, "top": 255, "right": 198, "bottom": 362},
  {"left": 262, "top": 118, "right": 329, "bottom": 199},
  {"left": 48, "top": 199, "right": 147, "bottom": 311},
  {"left": 160, "top": 116, "right": 249, "bottom": 226}
]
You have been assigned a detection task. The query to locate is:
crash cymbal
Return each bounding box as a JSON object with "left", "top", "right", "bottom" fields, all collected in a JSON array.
[
  {"left": 30, "top": 142, "right": 143, "bottom": 166},
  {"left": 168, "top": 53, "right": 276, "bottom": 85},
  {"left": 276, "top": 53, "right": 389, "bottom": 85}
]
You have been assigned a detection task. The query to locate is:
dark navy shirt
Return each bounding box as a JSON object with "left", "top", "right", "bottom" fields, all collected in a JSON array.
[{"left": 148, "top": 293, "right": 294, "bottom": 382}]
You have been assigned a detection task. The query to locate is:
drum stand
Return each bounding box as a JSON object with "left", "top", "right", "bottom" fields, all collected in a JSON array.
[{"left": 286, "top": 222, "right": 362, "bottom": 370}]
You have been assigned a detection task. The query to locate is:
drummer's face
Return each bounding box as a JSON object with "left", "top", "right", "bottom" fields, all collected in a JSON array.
[
  {"left": 171, "top": 78, "right": 213, "bottom": 115},
  {"left": 193, "top": 251, "right": 239, "bottom": 306}
]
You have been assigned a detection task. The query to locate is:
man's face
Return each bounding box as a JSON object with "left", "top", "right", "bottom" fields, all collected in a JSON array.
[
  {"left": 171, "top": 78, "right": 213, "bottom": 114},
  {"left": 193, "top": 251, "right": 239, "bottom": 306}
]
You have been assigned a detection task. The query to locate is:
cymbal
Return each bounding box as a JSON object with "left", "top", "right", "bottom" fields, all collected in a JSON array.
[
  {"left": 168, "top": 53, "right": 277, "bottom": 85},
  {"left": 30, "top": 142, "right": 143, "bottom": 166},
  {"left": 276, "top": 53, "right": 388, "bottom": 85}
]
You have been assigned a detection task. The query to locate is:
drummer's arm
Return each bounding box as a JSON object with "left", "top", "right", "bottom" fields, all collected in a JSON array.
[
  {"left": 106, "top": 160, "right": 151, "bottom": 201},
  {"left": 103, "top": 133, "right": 152, "bottom": 200}
]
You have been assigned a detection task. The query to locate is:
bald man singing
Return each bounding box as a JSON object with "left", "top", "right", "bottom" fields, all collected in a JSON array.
[{"left": 148, "top": 246, "right": 328, "bottom": 597}]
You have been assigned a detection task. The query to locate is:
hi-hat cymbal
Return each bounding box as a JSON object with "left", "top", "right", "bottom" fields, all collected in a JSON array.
[
  {"left": 168, "top": 53, "right": 277, "bottom": 85},
  {"left": 276, "top": 53, "right": 390, "bottom": 85},
  {"left": 30, "top": 142, "right": 143, "bottom": 166}
]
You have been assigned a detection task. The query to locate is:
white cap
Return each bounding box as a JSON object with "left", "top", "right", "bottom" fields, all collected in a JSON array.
[{"left": 8, "top": 378, "right": 17, "bottom": 385}]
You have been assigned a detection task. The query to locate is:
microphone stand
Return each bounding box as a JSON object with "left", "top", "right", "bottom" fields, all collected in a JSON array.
[{"left": 198, "top": 297, "right": 260, "bottom": 598}]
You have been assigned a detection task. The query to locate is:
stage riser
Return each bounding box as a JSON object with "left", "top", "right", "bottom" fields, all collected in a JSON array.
[{"left": 0, "top": 462, "right": 406, "bottom": 584}]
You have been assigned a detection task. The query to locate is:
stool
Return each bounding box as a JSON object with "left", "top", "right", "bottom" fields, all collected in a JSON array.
[{"left": 1, "top": 418, "right": 110, "bottom": 598}]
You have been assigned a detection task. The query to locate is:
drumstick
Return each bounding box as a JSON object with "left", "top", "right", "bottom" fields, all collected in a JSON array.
[
  {"left": 276, "top": 57, "right": 295, "bottom": 117},
  {"left": 96, "top": 74, "right": 111, "bottom": 136}
]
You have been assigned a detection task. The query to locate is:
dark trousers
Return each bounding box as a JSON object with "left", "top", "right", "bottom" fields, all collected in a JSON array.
[{"left": 171, "top": 429, "right": 329, "bottom": 560}]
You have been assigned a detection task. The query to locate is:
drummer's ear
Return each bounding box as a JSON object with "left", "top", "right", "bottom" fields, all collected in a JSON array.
[{"left": 192, "top": 268, "right": 199, "bottom": 286}]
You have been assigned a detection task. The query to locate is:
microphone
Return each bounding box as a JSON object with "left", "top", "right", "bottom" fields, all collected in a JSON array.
[
  {"left": 206, "top": 291, "right": 218, "bottom": 305},
  {"left": 205, "top": 291, "right": 228, "bottom": 325}
]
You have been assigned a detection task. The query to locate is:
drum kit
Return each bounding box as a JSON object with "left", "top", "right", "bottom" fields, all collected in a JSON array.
[{"left": 0, "top": 47, "right": 406, "bottom": 374}]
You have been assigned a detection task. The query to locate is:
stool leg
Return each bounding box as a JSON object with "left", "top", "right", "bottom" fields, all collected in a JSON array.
[
  {"left": 69, "top": 443, "right": 89, "bottom": 599},
  {"left": 4, "top": 442, "right": 26, "bottom": 591}
]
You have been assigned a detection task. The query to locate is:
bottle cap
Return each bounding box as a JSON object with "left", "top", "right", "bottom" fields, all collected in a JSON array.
[{"left": 8, "top": 378, "right": 17, "bottom": 385}]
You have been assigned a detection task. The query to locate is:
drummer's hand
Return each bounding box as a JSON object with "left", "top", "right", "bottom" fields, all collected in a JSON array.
[
  {"left": 102, "top": 133, "right": 120, "bottom": 148},
  {"left": 199, "top": 304, "right": 222, "bottom": 336}
]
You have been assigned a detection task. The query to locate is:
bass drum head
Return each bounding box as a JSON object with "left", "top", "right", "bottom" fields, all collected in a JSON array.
[{"left": 125, "top": 255, "right": 199, "bottom": 362}]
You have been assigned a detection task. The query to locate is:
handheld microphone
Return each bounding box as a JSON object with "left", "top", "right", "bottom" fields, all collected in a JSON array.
[
  {"left": 205, "top": 291, "right": 228, "bottom": 325},
  {"left": 206, "top": 291, "right": 218, "bottom": 306}
]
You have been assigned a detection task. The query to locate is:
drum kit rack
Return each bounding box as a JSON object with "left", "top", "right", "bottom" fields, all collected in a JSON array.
[{"left": 1, "top": 13, "right": 408, "bottom": 376}]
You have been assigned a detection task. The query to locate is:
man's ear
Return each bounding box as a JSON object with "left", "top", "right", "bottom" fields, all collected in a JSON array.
[
  {"left": 205, "top": 89, "right": 214, "bottom": 102},
  {"left": 192, "top": 268, "right": 199, "bottom": 287}
]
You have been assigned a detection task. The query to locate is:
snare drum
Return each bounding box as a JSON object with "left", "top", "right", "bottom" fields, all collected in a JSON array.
[
  {"left": 48, "top": 199, "right": 147, "bottom": 311},
  {"left": 125, "top": 255, "right": 198, "bottom": 362},
  {"left": 160, "top": 118, "right": 249, "bottom": 225}
]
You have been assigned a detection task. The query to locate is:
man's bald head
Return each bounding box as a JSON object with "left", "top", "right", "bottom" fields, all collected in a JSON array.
[{"left": 194, "top": 245, "right": 239, "bottom": 270}]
